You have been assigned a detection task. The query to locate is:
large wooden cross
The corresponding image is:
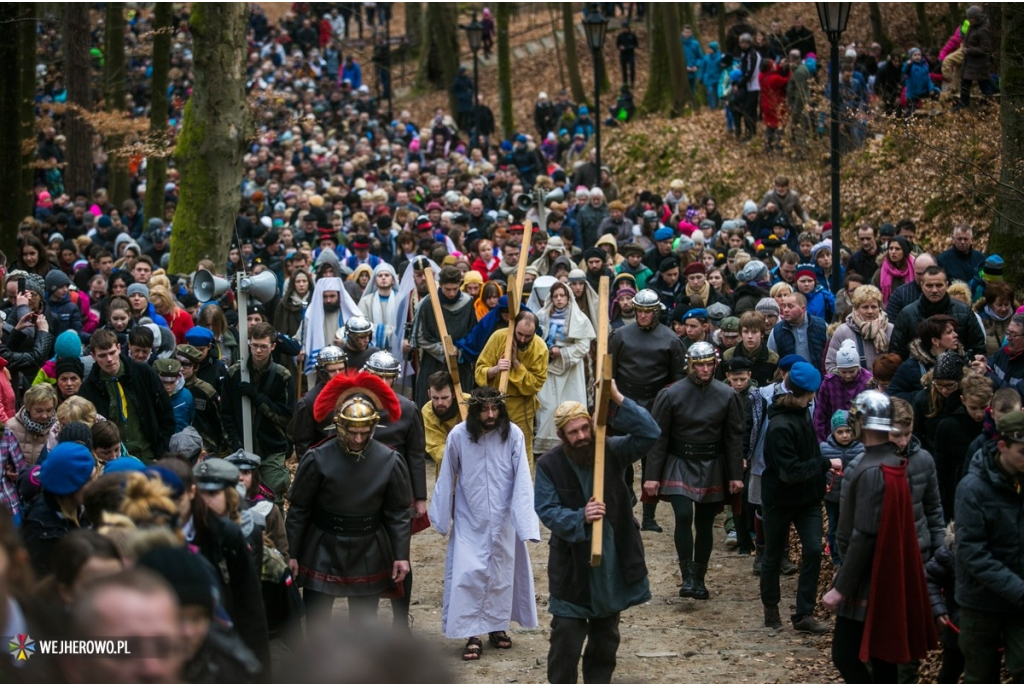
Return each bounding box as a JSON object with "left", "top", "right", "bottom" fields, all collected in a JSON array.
[
  {"left": 591, "top": 276, "right": 612, "bottom": 566},
  {"left": 425, "top": 272, "right": 468, "bottom": 421},
  {"left": 499, "top": 219, "right": 532, "bottom": 394}
]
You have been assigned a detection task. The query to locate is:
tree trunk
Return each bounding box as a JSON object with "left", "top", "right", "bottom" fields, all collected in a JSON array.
[
  {"left": 916, "top": 3, "right": 934, "bottom": 48},
  {"left": 717, "top": 3, "right": 727, "bottom": 48},
  {"left": 547, "top": 3, "right": 567, "bottom": 91},
  {"left": 641, "top": 4, "right": 671, "bottom": 114},
  {"left": 664, "top": 3, "right": 694, "bottom": 114},
  {"left": 561, "top": 3, "right": 588, "bottom": 106},
  {"left": 944, "top": 2, "right": 960, "bottom": 37},
  {"left": 990, "top": 3, "right": 1024, "bottom": 285},
  {"left": 145, "top": 2, "right": 172, "bottom": 226},
  {"left": 414, "top": 1, "right": 459, "bottom": 109},
  {"left": 104, "top": 3, "right": 129, "bottom": 209},
  {"left": 496, "top": 4, "right": 515, "bottom": 139},
  {"left": 681, "top": 3, "right": 700, "bottom": 44},
  {"left": 869, "top": 4, "right": 893, "bottom": 56},
  {"left": 19, "top": 4, "right": 36, "bottom": 220},
  {"left": 170, "top": 3, "right": 253, "bottom": 275},
  {"left": 64, "top": 3, "right": 94, "bottom": 199},
  {"left": 0, "top": 5, "right": 24, "bottom": 257},
  {"left": 405, "top": 1, "right": 422, "bottom": 53}
]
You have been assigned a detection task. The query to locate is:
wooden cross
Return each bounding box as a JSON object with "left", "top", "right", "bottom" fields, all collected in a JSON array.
[
  {"left": 425, "top": 272, "right": 468, "bottom": 421},
  {"left": 591, "top": 275, "right": 612, "bottom": 566},
  {"left": 499, "top": 219, "right": 532, "bottom": 394}
]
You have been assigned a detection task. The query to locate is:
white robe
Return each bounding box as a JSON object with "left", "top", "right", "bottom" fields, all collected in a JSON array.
[
  {"left": 429, "top": 422, "right": 540, "bottom": 639},
  {"left": 534, "top": 300, "right": 596, "bottom": 454}
]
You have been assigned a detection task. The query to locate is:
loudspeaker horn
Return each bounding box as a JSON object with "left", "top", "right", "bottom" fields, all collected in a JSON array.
[
  {"left": 238, "top": 270, "right": 279, "bottom": 304},
  {"left": 543, "top": 188, "right": 564, "bottom": 206},
  {"left": 193, "top": 270, "right": 230, "bottom": 303},
  {"left": 514, "top": 193, "right": 534, "bottom": 212}
]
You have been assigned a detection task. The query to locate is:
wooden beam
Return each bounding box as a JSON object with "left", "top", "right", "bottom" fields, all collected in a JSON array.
[
  {"left": 591, "top": 275, "right": 611, "bottom": 566},
  {"left": 425, "top": 271, "right": 468, "bottom": 421},
  {"left": 499, "top": 219, "right": 532, "bottom": 394}
]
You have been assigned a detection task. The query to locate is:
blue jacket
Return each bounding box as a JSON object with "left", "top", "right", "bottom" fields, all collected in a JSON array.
[
  {"left": 769, "top": 314, "right": 828, "bottom": 372},
  {"left": 681, "top": 36, "right": 703, "bottom": 76},
  {"left": 903, "top": 60, "right": 938, "bottom": 101},
  {"left": 169, "top": 386, "right": 195, "bottom": 432},
  {"left": 804, "top": 285, "right": 836, "bottom": 322},
  {"left": 698, "top": 49, "right": 723, "bottom": 89},
  {"left": 340, "top": 61, "right": 362, "bottom": 89},
  {"left": 48, "top": 294, "right": 83, "bottom": 338}
]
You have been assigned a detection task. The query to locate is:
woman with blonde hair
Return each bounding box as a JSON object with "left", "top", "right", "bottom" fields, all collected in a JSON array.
[
  {"left": 7, "top": 384, "right": 58, "bottom": 464},
  {"left": 149, "top": 285, "right": 194, "bottom": 344},
  {"left": 825, "top": 285, "right": 894, "bottom": 374},
  {"left": 769, "top": 281, "right": 793, "bottom": 306},
  {"left": 46, "top": 396, "right": 102, "bottom": 450}
]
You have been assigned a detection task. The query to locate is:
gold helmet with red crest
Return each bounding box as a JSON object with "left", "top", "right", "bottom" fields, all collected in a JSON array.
[{"left": 313, "top": 371, "right": 402, "bottom": 453}]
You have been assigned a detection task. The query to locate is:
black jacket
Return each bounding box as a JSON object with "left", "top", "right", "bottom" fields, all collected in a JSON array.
[
  {"left": 762, "top": 399, "right": 830, "bottom": 509},
  {"left": 884, "top": 280, "right": 922, "bottom": 321},
  {"left": 890, "top": 294, "right": 987, "bottom": 360},
  {"left": 21, "top": 493, "right": 76, "bottom": 577},
  {"left": 222, "top": 358, "right": 295, "bottom": 455},
  {"left": 78, "top": 357, "right": 176, "bottom": 458}
]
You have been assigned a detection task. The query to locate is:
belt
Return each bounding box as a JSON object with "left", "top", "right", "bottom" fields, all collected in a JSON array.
[
  {"left": 674, "top": 442, "right": 722, "bottom": 461},
  {"left": 616, "top": 378, "right": 666, "bottom": 401},
  {"left": 313, "top": 510, "right": 383, "bottom": 536}
]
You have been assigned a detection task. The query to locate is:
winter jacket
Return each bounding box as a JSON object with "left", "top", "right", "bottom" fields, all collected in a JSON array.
[
  {"left": 890, "top": 294, "right": 987, "bottom": 360},
  {"left": 812, "top": 368, "right": 872, "bottom": 442},
  {"left": 961, "top": 13, "right": 992, "bottom": 81},
  {"left": 0, "top": 328, "right": 53, "bottom": 395},
  {"left": 5, "top": 413, "right": 49, "bottom": 466},
  {"left": 731, "top": 283, "right": 770, "bottom": 316},
  {"left": 937, "top": 246, "right": 986, "bottom": 285},
  {"left": 452, "top": 73, "right": 474, "bottom": 114},
  {"left": 904, "top": 59, "right": 939, "bottom": 101},
  {"left": 168, "top": 386, "right": 195, "bottom": 433},
  {"left": 577, "top": 203, "right": 610, "bottom": 251},
  {"left": 759, "top": 189, "right": 810, "bottom": 226},
  {"left": 885, "top": 280, "right": 922, "bottom": 321},
  {"left": 954, "top": 441, "right": 1024, "bottom": 614},
  {"left": 888, "top": 340, "right": 941, "bottom": 401},
  {"left": 761, "top": 399, "right": 830, "bottom": 509},
  {"left": 681, "top": 36, "right": 703, "bottom": 76},
  {"left": 932, "top": 404, "right": 983, "bottom": 519},
  {"left": 47, "top": 294, "right": 83, "bottom": 339},
  {"left": 768, "top": 314, "right": 828, "bottom": 373},
  {"left": 804, "top": 286, "right": 835, "bottom": 322},
  {"left": 222, "top": 357, "right": 294, "bottom": 456},
  {"left": 987, "top": 345, "right": 1024, "bottom": 390},
  {"left": 819, "top": 436, "right": 863, "bottom": 503},
  {"left": 913, "top": 387, "right": 962, "bottom": 456},
  {"left": 340, "top": 61, "right": 362, "bottom": 88},
  {"left": 699, "top": 49, "right": 723, "bottom": 90},
  {"left": 758, "top": 67, "right": 790, "bottom": 129},
  {"left": 21, "top": 492, "right": 78, "bottom": 577},
  {"left": 825, "top": 317, "right": 894, "bottom": 375},
  {"left": 978, "top": 309, "right": 1010, "bottom": 357},
  {"left": 720, "top": 344, "right": 778, "bottom": 388}
]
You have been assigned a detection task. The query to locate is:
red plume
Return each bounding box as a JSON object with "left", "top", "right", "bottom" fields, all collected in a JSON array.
[{"left": 313, "top": 371, "right": 402, "bottom": 423}]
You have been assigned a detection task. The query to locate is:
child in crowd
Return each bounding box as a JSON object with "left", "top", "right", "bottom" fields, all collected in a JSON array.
[
  {"left": 819, "top": 410, "right": 862, "bottom": 565},
  {"left": 814, "top": 340, "right": 872, "bottom": 441}
]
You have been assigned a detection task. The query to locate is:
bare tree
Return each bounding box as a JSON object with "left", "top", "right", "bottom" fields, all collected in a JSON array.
[
  {"left": 145, "top": 3, "right": 173, "bottom": 226},
  {"left": 990, "top": 4, "right": 1024, "bottom": 283},
  {"left": 64, "top": 3, "right": 94, "bottom": 198},
  {"left": 561, "top": 3, "right": 588, "bottom": 106},
  {"left": 104, "top": 3, "right": 129, "bottom": 208},
  {"left": 497, "top": 4, "right": 515, "bottom": 138}
]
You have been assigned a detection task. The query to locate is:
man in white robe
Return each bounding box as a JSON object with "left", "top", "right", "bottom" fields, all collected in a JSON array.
[
  {"left": 358, "top": 262, "right": 400, "bottom": 350},
  {"left": 301, "top": 276, "right": 360, "bottom": 388},
  {"left": 429, "top": 386, "right": 540, "bottom": 661}
]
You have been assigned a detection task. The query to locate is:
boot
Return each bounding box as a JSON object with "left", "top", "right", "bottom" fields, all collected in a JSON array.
[
  {"left": 679, "top": 561, "right": 696, "bottom": 598},
  {"left": 752, "top": 545, "right": 764, "bottom": 576},
  {"left": 763, "top": 605, "right": 782, "bottom": 629},
  {"left": 641, "top": 503, "right": 662, "bottom": 532},
  {"left": 692, "top": 564, "right": 710, "bottom": 600}
]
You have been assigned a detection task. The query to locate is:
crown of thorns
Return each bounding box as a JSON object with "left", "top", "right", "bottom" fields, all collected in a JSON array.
[{"left": 463, "top": 393, "right": 507, "bottom": 406}]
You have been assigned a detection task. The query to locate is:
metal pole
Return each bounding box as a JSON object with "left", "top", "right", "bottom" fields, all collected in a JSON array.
[
  {"left": 829, "top": 36, "right": 842, "bottom": 298},
  {"left": 593, "top": 47, "right": 601, "bottom": 173},
  {"left": 385, "top": 15, "right": 393, "bottom": 120},
  {"left": 472, "top": 48, "right": 479, "bottom": 150},
  {"left": 237, "top": 274, "right": 253, "bottom": 453}
]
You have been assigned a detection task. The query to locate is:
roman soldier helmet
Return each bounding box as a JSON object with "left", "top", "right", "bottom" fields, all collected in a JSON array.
[
  {"left": 345, "top": 315, "right": 373, "bottom": 337},
  {"left": 686, "top": 340, "right": 719, "bottom": 379},
  {"left": 316, "top": 345, "right": 347, "bottom": 370},
  {"left": 632, "top": 289, "right": 662, "bottom": 311},
  {"left": 363, "top": 350, "right": 401, "bottom": 379},
  {"left": 850, "top": 390, "right": 893, "bottom": 432},
  {"left": 313, "top": 371, "right": 402, "bottom": 455}
]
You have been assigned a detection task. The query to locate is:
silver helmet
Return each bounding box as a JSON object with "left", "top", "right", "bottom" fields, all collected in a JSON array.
[
  {"left": 686, "top": 341, "right": 718, "bottom": 364},
  {"left": 632, "top": 289, "right": 662, "bottom": 311},
  {"left": 344, "top": 315, "right": 373, "bottom": 337},
  {"left": 316, "top": 345, "right": 347, "bottom": 369},
  {"left": 363, "top": 350, "right": 401, "bottom": 378},
  {"left": 851, "top": 390, "right": 893, "bottom": 431}
]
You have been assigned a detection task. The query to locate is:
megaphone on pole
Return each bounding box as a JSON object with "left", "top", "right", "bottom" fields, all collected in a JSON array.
[
  {"left": 543, "top": 188, "right": 565, "bottom": 206},
  {"left": 514, "top": 193, "right": 534, "bottom": 213},
  {"left": 238, "top": 270, "right": 278, "bottom": 303},
  {"left": 193, "top": 270, "right": 231, "bottom": 303}
]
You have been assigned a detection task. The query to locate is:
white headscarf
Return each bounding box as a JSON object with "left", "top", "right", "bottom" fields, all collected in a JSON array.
[
  {"left": 302, "top": 276, "right": 361, "bottom": 375},
  {"left": 393, "top": 258, "right": 440, "bottom": 385},
  {"left": 358, "top": 262, "right": 400, "bottom": 349}
]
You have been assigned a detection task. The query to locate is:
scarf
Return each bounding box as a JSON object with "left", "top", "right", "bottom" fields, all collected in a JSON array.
[
  {"left": 18, "top": 407, "right": 56, "bottom": 435},
  {"left": 879, "top": 252, "right": 914, "bottom": 305},
  {"left": 358, "top": 263, "right": 401, "bottom": 349},
  {"left": 99, "top": 363, "right": 130, "bottom": 423},
  {"left": 302, "top": 277, "right": 361, "bottom": 375},
  {"left": 850, "top": 310, "right": 890, "bottom": 353},
  {"left": 984, "top": 304, "right": 1012, "bottom": 323},
  {"left": 686, "top": 280, "right": 712, "bottom": 308}
]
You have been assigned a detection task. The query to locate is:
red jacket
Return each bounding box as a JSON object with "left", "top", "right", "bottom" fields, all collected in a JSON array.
[
  {"left": 166, "top": 307, "right": 195, "bottom": 345},
  {"left": 759, "top": 67, "right": 791, "bottom": 129}
]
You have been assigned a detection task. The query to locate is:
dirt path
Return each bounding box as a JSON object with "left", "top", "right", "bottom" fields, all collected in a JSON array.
[{"left": 395, "top": 466, "right": 841, "bottom": 684}]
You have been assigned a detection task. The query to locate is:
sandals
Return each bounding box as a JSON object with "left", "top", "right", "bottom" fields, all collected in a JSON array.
[
  {"left": 462, "top": 637, "right": 483, "bottom": 661},
  {"left": 488, "top": 631, "right": 512, "bottom": 649}
]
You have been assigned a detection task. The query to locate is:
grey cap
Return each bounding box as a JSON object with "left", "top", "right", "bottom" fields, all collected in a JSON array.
[
  {"left": 225, "top": 448, "right": 261, "bottom": 471},
  {"left": 193, "top": 458, "right": 240, "bottom": 491},
  {"left": 706, "top": 302, "right": 733, "bottom": 323},
  {"left": 168, "top": 426, "right": 203, "bottom": 461}
]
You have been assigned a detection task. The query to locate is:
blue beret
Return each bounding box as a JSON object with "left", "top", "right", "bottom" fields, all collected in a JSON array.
[
  {"left": 654, "top": 227, "right": 674, "bottom": 242},
  {"left": 788, "top": 362, "right": 822, "bottom": 393},
  {"left": 778, "top": 354, "right": 804, "bottom": 372},
  {"left": 40, "top": 443, "right": 95, "bottom": 495},
  {"left": 103, "top": 456, "right": 147, "bottom": 474},
  {"left": 185, "top": 326, "right": 215, "bottom": 346},
  {"left": 683, "top": 308, "right": 708, "bottom": 322}
]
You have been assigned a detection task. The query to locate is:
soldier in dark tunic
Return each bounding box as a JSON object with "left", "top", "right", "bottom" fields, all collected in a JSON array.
[
  {"left": 288, "top": 345, "right": 347, "bottom": 456},
  {"left": 608, "top": 288, "right": 686, "bottom": 532},
  {"left": 285, "top": 371, "right": 413, "bottom": 627},
  {"left": 362, "top": 350, "right": 427, "bottom": 631},
  {"left": 644, "top": 341, "right": 745, "bottom": 601},
  {"left": 340, "top": 315, "right": 381, "bottom": 372}
]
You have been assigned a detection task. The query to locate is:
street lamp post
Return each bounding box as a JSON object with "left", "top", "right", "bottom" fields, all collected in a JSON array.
[
  {"left": 463, "top": 13, "right": 483, "bottom": 151},
  {"left": 583, "top": 7, "right": 608, "bottom": 173},
  {"left": 817, "top": 2, "right": 851, "bottom": 298}
]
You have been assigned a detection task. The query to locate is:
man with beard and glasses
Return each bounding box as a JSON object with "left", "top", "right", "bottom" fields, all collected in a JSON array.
[
  {"left": 535, "top": 380, "right": 661, "bottom": 684},
  {"left": 644, "top": 341, "right": 745, "bottom": 602},
  {"left": 422, "top": 370, "right": 462, "bottom": 476},
  {"left": 476, "top": 310, "right": 549, "bottom": 469},
  {"left": 429, "top": 386, "right": 540, "bottom": 662}
]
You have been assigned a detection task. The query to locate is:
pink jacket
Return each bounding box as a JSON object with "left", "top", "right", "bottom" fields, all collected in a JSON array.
[{"left": 939, "top": 28, "right": 963, "bottom": 62}]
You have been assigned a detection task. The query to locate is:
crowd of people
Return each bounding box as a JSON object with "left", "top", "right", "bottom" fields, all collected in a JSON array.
[{"left": 2, "top": 3, "right": 1020, "bottom": 684}]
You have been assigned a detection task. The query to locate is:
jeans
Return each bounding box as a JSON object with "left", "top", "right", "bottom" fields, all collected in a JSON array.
[
  {"left": 824, "top": 500, "right": 841, "bottom": 563},
  {"left": 959, "top": 77, "right": 994, "bottom": 106},
  {"left": 303, "top": 589, "right": 379, "bottom": 627},
  {"left": 960, "top": 606, "right": 1024, "bottom": 683},
  {"left": 548, "top": 613, "right": 621, "bottom": 684},
  {"left": 705, "top": 87, "right": 719, "bottom": 110},
  {"left": 665, "top": 495, "right": 718, "bottom": 568},
  {"left": 832, "top": 615, "right": 899, "bottom": 683},
  {"left": 759, "top": 503, "right": 822, "bottom": 617},
  {"left": 620, "top": 54, "right": 635, "bottom": 86}
]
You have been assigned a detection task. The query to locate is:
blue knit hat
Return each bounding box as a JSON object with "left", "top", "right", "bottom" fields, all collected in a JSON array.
[
  {"left": 54, "top": 330, "right": 83, "bottom": 360},
  {"left": 788, "top": 361, "right": 822, "bottom": 393},
  {"left": 184, "top": 326, "right": 215, "bottom": 347},
  {"left": 778, "top": 354, "right": 804, "bottom": 372},
  {"left": 831, "top": 410, "right": 850, "bottom": 434},
  {"left": 654, "top": 227, "right": 674, "bottom": 242},
  {"left": 39, "top": 442, "right": 95, "bottom": 495},
  {"left": 104, "top": 456, "right": 147, "bottom": 474}
]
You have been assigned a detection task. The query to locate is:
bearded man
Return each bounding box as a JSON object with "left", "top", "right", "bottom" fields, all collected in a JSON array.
[{"left": 535, "top": 380, "right": 661, "bottom": 684}]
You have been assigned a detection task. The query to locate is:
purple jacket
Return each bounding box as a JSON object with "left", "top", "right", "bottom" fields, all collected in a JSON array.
[{"left": 812, "top": 368, "right": 872, "bottom": 442}]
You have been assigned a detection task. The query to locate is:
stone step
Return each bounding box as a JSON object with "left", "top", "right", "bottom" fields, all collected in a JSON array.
[
  {"left": 512, "top": 46, "right": 528, "bottom": 59},
  {"left": 540, "top": 35, "right": 555, "bottom": 49},
  {"left": 524, "top": 41, "right": 542, "bottom": 55}
]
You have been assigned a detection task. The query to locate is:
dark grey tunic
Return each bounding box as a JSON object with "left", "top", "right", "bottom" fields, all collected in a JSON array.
[
  {"left": 645, "top": 376, "right": 744, "bottom": 503},
  {"left": 286, "top": 439, "right": 412, "bottom": 597},
  {"left": 609, "top": 322, "right": 686, "bottom": 408},
  {"left": 373, "top": 394, "right": 427, "bottom": 501}
]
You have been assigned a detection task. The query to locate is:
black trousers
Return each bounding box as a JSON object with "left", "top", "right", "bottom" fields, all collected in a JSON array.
[
  {"left": 619, "top": 54, "right": 635, "bottom": 86},
  {"left": 665, "top": 495, "right": 718, "bottom": 568},
  {"left": 390, "top": 568, "right": 413, "bottom": 629},
  {"left": 303, "top": 589, "right": 379, "bottom": 627},
  {"left": 548, "top": 613, "right": 621, "bottom": 684},
  {"left": 832, "top": 615, "right": 898, "bottom": 683}
]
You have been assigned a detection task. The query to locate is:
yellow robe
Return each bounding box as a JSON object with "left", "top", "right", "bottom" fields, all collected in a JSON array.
[
  {"left": 422, "top": 400, "right": 462, "bottom": 478},
  {"left": 475, "top": 330, "right": 548, "bottom": 469}
]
